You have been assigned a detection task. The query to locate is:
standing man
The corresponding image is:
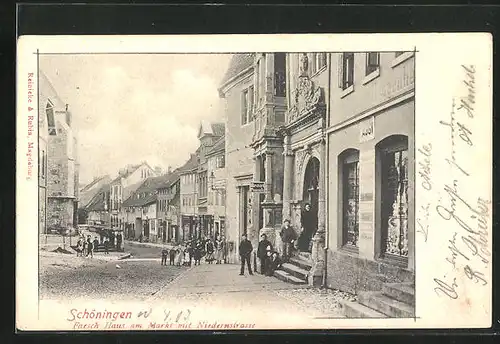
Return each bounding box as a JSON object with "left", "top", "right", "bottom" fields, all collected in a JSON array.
[
  {"left": 238, "top": 234, "right": 253, "bottom": 276},
  {"left": 257, "top": 234, "right": 273, "bottom": 275},
  {"left": 116, "top": 232, "right": 123, "bottom": 252},
  {"left": 93, "top": 236, "right": 99, "bottom": 254},
  {"left": 280, "top": 219, "right": 296, "bottom": 262},
  {"left": 161, "top": 247, "right": 168, "bottom": 266},
  {"left": 86, "top": 235, "right": 94, "bottom": 258},
  {"left": 221, "top": 235, "right": 228, "bottom": 264}
]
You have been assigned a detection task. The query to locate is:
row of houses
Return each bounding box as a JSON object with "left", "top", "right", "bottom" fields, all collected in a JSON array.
[
  {"left": 218, "top": 51, "right": 415, "bottom": 302},
  {"left": 38, "top": 71, "right": 80, "bottom": 234},
  {"left": 78, "top": 51, "right": 414, "bottom": 312},
  {"left": 79, "top": 120, "right": 228, "bottom": 245}
]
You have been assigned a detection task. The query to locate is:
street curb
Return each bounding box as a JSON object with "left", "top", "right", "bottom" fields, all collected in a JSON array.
[
  {"left": 124, "top": 240, "right": 175, "bottom": 250},
  {"left": 118, "top": 253, "right": 132, "bottom": 260}
]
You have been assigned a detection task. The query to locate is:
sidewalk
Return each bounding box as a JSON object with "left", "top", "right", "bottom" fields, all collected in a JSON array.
[
  {"left": 153, "top": 263, "right": 307, "bottom": 296},
  {"left": 150, "top": 263, "right": 348, "bottom": 320}
]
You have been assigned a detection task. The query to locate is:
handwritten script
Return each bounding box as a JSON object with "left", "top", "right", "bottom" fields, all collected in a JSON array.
[{"left": 432, "top": 65, "right": 491, "bottom": 302}]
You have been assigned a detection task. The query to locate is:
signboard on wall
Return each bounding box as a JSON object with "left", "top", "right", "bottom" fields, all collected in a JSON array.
[
  {"left": 250, "top": 181, "right": 265, "bottom": 193},
  {"left": 359, "top": 116, "right": 375, "bottom": 143}
]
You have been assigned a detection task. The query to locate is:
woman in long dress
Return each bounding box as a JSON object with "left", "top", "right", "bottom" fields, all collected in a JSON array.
[
  {"left": 298, "top": 203, "right": 317, "bottom": 252},
  {"left": 174, "top": 247, "right": 183, "bottom": 266},
  {"left": 205, "top": 239, "right": 215, "bottom": 264},
  {"left": 183, "top": 248, "right": 191, "bottom": 266},
  {"left": 214, "top": 235, "right": 224, "bottom": 264}
]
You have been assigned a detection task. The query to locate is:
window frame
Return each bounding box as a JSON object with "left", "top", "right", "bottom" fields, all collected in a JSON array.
[
  {"left": 313, "top": 52, "right": 327, "bottom": 75},
  {"left": 341, "top": 52, "right": 355, "bottom": 90},
  {"left": 365, "top": 52, "right": 380, "bottom": 76},
  {"left": 391, "top": 51, "right": 414, "bottom": 68},
  {"left": 340, "top": 149, "right": 360, "bottom": 251},
  {"left": 377, "top": 135, "right": 410, "bottom": 265}
]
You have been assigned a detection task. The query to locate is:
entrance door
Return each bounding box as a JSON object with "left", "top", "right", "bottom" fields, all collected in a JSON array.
[
  {"left": 302, "top": 157, "right": 320, "bottom": 252},
  {"left": 135, "top": 218, "right": 142, "bottom": 239}
]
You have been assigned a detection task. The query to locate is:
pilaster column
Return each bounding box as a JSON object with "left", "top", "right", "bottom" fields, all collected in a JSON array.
[
  {"left": 309, "top": 137, "right": 326, "bottom": 287},
  {"left": 317, "top": 139, "right": 326, "bottom": 235},
  {"left": 282, "top": 135, "right": 294, "bottom": 221},
  {"left": 264, "top": 152, "right": 273, "bottom": 203},
  {"left": 253, "top": 156, "right": 261, "bottom": 181}
]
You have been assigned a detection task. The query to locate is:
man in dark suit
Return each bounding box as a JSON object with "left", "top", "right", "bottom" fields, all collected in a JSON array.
[
  {"left": 257, "top": 233, "right": 273, "bottom": 275},
  {"left": 239, "top": 234, "right": 253, "bottom": 276}
]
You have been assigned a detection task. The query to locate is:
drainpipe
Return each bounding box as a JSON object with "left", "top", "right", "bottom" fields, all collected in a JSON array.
[{"left": 322, "top": 53, "right": 332, "bottom": 289}]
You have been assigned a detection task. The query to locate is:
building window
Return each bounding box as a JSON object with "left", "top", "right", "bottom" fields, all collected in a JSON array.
[
  {"left": 46, "top": 101, "right": 57, "bottom": 136},
  {"left": 216, "top": 154, "right": 225, "bottom": 169},
  {"left": 340, "top": 149, "right": 360, "bottom": 248},
  {"left": 241, "top": 86, "right": 254, "bottom": 125},
  {"left": 365, "top": 52, "right": 380, "bottom": 76},
  {"left": 339, "top": 53, "right": 354, "bottom": 90},
  {"left": 313, "top": 53, "right": 327, "bottom": 74},
  {"left": 274, "top": 52, "right": 286, "bottom": 97},
  {"left": 378, "top": 135, "right": 409, "bottom": 260}
]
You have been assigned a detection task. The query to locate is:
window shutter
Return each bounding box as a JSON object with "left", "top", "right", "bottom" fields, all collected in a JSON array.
[
  {"left": 337, "top": 53, "right": 344, "bottom": 88},
  {"left": 348, "top": 54, "right": 354, "bottom": 86}
]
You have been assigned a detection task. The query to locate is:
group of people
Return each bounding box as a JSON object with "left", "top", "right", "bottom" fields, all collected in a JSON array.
[
  {"left": 76, "top": 235, "right": 105, "bottom": 258},
  {"left": 280, "top": 203, "right": 317, "bottom": 260},
  {"left": 75, "top": 231, "right": 124, "bottom": 257},
  {"left": 239, "top": 202, "right": 318, "bottom": 277},
  {"left": 160, "top": 235, "right": 228, "bottom": 267}
]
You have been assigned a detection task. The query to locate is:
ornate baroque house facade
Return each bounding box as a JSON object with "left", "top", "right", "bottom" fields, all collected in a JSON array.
[{"left": 220, "top": 52, "right": 415, "bottom": 295}]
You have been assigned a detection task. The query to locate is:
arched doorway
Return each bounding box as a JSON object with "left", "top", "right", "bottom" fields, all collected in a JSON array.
[{"left": 300, "top": 157, "right": 320, "bottom": 252}]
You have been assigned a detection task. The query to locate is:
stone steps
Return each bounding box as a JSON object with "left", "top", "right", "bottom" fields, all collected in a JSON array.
[
  {"left": 273, "top": 270, "right": 307, "bottom": 285},
  {"left": 358, "top": 291, "right": 414, "bottom": 318},
  {"left": 340, "top": 300, "right": 388, "bottom": 318},
  {"left": 382, "top": 282, "right": 415, "bottom": 306},
  {"left": 281, "top": 262, "right": 309, "bottom": 281},
  {"left": 289, "top": 256, "right": 313, "bottom": 271}
]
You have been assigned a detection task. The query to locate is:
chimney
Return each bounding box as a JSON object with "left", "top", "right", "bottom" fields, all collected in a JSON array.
[
  {"left": 167, "top": 165, "right": 172, "bottom": 174},
  {"left": 154, "top": 166, "right": 162, "bottom": 175}
]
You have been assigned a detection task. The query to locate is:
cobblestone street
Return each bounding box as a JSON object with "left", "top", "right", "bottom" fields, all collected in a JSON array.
[
  {"left": 40, "top": 241, "right": 353, "bottom": 319},
  {"left": 39, "top": 241, "right": 184, "bottom": 302}
]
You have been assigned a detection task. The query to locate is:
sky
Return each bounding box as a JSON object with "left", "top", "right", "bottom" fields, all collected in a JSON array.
[{"left": 40, "top": 54, "right": 232, "bottom": 185}]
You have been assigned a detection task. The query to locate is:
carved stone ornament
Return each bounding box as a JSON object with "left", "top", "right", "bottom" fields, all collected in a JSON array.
[
  {"left": 287, "top": 76, "right": 323, "bottom": 125},
  {"left": 299, "top": 53, "right": 309, "bottom": 76}
]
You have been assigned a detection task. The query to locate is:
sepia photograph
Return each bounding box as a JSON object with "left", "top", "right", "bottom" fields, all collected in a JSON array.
[
  {"left": 16, "top": 34, "right": 492, "bottom": 330},
  {"left": 37, "top": 50, "right": 415, "bottom": 318}
]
